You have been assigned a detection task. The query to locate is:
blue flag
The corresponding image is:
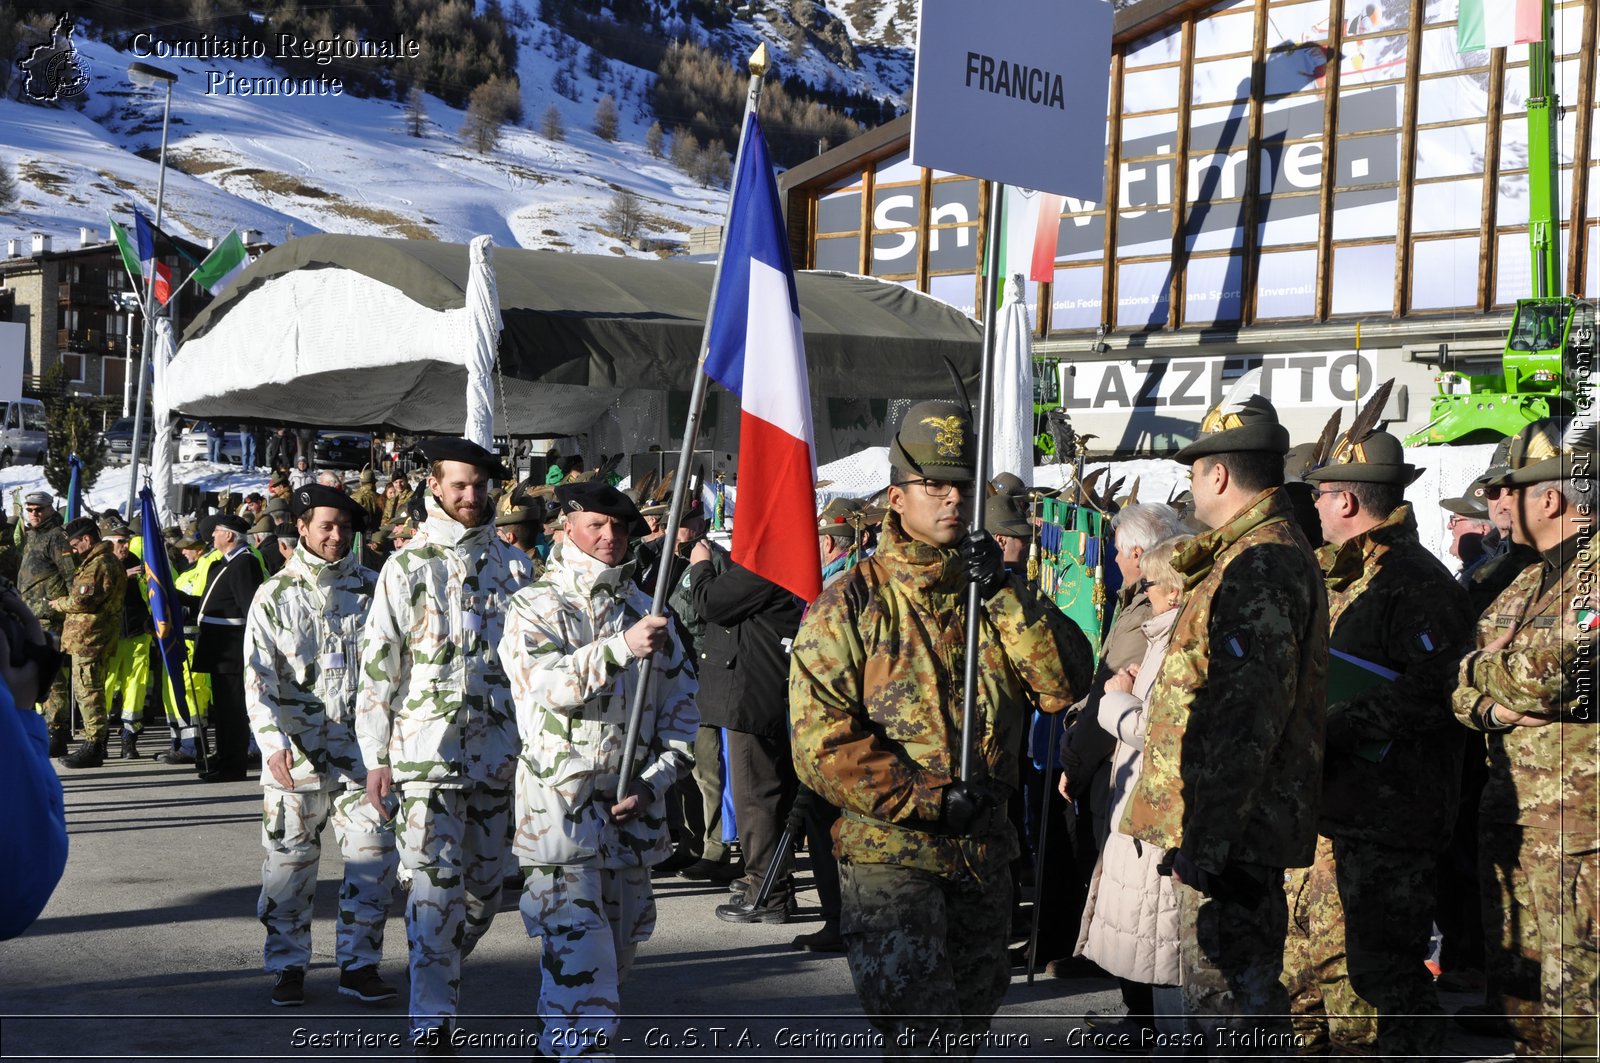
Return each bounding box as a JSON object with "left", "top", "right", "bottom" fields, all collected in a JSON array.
[
  {"left": 66, "top": 454, "right": 85, "bottom": 522},
  {"left": 139, "top": 486, "right": 191, "bottom": 727}
]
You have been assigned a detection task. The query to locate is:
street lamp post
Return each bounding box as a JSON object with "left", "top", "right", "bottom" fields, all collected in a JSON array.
[
  {"left": 111, "top": 291, "right": 140, "bottom": 417},
  {"left": 125, "top": 60, "right": 177, "bottom": 517}
]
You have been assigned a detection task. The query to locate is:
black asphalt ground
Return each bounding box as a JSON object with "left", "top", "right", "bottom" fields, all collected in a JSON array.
[{"left": 1, "top": 735, "right": 1512, "bottom": 1061}]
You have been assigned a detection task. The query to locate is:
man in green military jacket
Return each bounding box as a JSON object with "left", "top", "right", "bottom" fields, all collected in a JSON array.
[
  {"left": 1122, "top": 391, "right": 1328, "bottom": 1050},
  {"left": 1453, "top": 418, "right": 1597, "bottom": 1058},
  {"left": 789, "top": 400, "right": 1093, "bottom": 1050},
  {"left": 53, "top": 517, "right": 127, "bottom": 768},
  {"left": 1282, "top": 429, "right": 1473, "bottom": 1053}
]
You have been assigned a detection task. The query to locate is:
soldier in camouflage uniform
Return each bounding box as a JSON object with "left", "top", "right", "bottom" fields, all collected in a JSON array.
[
  {"left": 355, "top": 438, "right": 532, "bottom": 1052},
  {"left": 1279, "top": 430, "right": 1473, "bottom": 1053},
  {"left": 1453, "top": 418, "right": 1597, "bottom": 1058},
  {"left": 350, "top": 467, "right": 385, "bottom": 531},
  {"left": 790, "top": 401, "right": 1093, "bottom": 1050},
  {"left": 53, "top": 517, "right": 128, "bottom": 769},
  {"left": 18, "top": 492, "right": 75, "bottom": 754},
  {"left": 499, "top": 482, "right": 697, "bottom": 1060},
  {"left": 247, "top": 483, "right": 399, "bottom": 1009},
  {"left": 1122, "top": 393, "right": 1327, "bottom": 1051}
]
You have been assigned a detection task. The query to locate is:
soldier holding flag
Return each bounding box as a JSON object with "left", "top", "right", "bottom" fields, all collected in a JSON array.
[{"left": 789, "top": 401, "right": 1092, "bottom": 1048}]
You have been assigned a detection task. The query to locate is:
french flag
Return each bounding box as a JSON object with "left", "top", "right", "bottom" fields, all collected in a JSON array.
[
  {"left": 133, "top": 206, "right": 173, "bottom": 306},
  {"left": 704, "top": 113, "right": 822, "bottom": 604}
]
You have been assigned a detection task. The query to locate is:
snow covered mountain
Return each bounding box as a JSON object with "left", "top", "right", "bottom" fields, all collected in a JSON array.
[{"left": 1, "top": 0, "right": 915, "bottom": 256}]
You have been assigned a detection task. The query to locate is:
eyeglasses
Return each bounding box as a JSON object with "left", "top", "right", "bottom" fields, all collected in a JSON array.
[
  {"left": 1312, "top": 488, "right": 1347, "bottom": 500},
  {"left": 1482, "top": 485, "right": 1513, "bottom": 500},
  {"left": 893, "top": 478, "right": 974, "bottom": 499}
]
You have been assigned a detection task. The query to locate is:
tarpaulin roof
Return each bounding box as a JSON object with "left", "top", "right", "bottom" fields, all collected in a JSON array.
[{"left": 171, "top": 235, "right": 985, "bottom": 435}]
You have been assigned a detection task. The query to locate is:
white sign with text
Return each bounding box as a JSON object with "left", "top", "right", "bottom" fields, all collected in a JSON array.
[{"left": 911, "top": 0, "right": 1113, "bottom": 197}]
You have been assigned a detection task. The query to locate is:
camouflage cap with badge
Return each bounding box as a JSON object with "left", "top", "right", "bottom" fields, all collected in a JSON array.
[
  {"left": 1482, "top": 416, "right": 1596, "bottom": 487},
  {"left": 1172, "top": 368, "right": 1290, "bottom": 465},
  {"left": 889, "top": 400, "right": 976, "bottom": 482}
]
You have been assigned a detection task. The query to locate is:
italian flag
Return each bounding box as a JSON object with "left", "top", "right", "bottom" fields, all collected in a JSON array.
[
  {"left": 999, "top": 186, "right": 1065, "bottom": 287},
  {"left": 1458, "top": 0, "right": 1542, "bottom": 51},
  {"left": 191, "top": 229, "right": 250, "bottom": 296}
]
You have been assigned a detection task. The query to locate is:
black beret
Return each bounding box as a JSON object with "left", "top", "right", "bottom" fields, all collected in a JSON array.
[
  {"left": 291, "top": 483, "right": 370, "bottom": 530},
  {"left": 64, "top": 516, "right": 99, "bottom": 540},
  {"left": 554, "top": 482, "right": 647, "bottom": 537},
  {"left": 419, "top": 437, "right": 512, "bottom": 480},
  {"left": 212, "top": 513, "right": 251, "bottom": 536}
]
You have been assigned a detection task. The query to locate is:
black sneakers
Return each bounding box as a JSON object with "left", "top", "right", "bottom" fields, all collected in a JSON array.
[
  {"left": 270, "top": 968, "right": 306, "bottom": 1007},
  {"left": 339, "top": 965, "right": 399, "bottom": 1003}
]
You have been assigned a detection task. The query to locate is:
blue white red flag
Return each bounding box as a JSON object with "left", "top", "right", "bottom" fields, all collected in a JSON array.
[
  {"left": 133, "top": 207, "right": 173, "bottom": 306},
  {"left": 704, "top": 113, "right": 821, "bottom": 603}
]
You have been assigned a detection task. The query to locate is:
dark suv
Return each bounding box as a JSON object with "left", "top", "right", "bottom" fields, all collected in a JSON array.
[{"left": 314, "top": 430, "right": 374, "bottom": 470}]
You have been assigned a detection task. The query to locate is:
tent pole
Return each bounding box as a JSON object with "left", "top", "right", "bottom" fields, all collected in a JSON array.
[{"left": 616, "top": 43, "right": 772, "bottom": 800}]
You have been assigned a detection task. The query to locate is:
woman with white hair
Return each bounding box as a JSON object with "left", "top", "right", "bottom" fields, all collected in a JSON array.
[{"left": 1075, "top": 534, "right": 1193, "bottom": 1042}]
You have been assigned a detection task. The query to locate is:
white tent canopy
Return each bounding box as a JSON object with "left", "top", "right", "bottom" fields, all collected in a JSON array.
[{"left": 167, "top": 235, "right": 987, "bottom": 441}]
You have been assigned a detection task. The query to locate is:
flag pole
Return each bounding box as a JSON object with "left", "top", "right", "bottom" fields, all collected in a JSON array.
[
  {"left": 126, "top": 74, "right": 174, "bottom": 517},
  {"left": 959, "top": 179, "right": 1006, "bottom": 783},
  {"left": 615, "top": 42, "right": 772, "bottom": 800}
]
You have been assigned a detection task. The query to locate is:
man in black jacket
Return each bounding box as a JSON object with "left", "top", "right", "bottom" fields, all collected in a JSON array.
[
  {"left": 190, "top": 513, "right": 266, "bottom": 781},
  {"left": 686, "top": 542, "right": 805, "bottom": 924}
]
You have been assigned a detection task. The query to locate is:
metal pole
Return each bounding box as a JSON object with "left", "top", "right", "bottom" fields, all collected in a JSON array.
[
  {"left": 958, "top": 181, "right": 1005, "bottom": 783},
  {"left": 616, "top": 44, "right": 772, "bottom": 798},
  {"left": 121, "top": 302, "right": 136, "bottom": 417},
  {"left": 126, "top": 74, "right": 172, "bottom": 517}
]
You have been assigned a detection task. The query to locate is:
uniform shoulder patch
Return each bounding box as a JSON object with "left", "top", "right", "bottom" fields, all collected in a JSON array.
[{"left": 1219, "top": 628, "right": 1251, "bottom": 659}]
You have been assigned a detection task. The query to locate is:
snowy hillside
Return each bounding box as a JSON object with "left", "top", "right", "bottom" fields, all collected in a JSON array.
[{"left": 0, "top": 0, "right": 916, "bottom": 255}]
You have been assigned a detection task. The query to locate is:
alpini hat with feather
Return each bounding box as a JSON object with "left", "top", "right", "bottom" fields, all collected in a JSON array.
[
  {"left": 889, "top": 400, "right": 976, "bottom": 482},
  {"left": 1173, "top": 368, "right": 1289, "bottom": 464},
  {"left": 1483, "top": 417, "right": 1596, "bottom": 487},
  {"left": 1304, "top": 430, "right": 1421, "bottom": 485},
  {"left": 1301, "top": 379, "right": 1419, "bottom": 485}
]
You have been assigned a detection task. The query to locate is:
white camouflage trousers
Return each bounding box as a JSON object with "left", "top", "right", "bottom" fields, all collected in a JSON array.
[
  {"left": 520, "top": 863, "right": 655, "bottom": 1060},
  {"left": 397, "top": 785, "right": 513, "bottom": 1038},
  {"left": 258, "top": 784, "right": 398, "bottom": 973}
]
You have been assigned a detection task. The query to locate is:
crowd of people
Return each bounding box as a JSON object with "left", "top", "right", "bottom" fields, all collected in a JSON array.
[{"left": 4, "top": 387, "right": 1594, "bottom": 1060}]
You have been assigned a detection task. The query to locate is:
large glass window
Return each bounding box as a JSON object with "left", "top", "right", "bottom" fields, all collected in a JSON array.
[
  {"left": 1117, "top": 260, "right": 1173, "bottom": 328},
  {"left": 1255, "top": 249, "right": 1318, "bottom": 319},
  {"left": 1052, "top": 266, "right": 1105, "bottom": 331},
  {"left": 1411, "top": 237, "right": 1481, "bottom": 310},
  {"left": 1330, "top": 243, "right": 1395, "bottom": 315}
]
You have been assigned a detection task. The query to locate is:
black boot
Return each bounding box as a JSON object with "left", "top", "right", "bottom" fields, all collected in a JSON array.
[
  {"left": 61, "top": 738, "right": 106, "bottom": 769},
  {"left": 120, "top": 731, "right": 141, "bottom": 760},
  {"left": 48, "top": 727, "right": 69, "bottom": 758}
]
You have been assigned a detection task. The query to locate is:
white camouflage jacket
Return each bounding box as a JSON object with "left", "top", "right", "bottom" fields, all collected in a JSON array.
[
  {"left": 355, "top": 498, "right": 533, "bottom": 789},
  {"left": 245, "top": 544, "right": 377, "bottom": 791},
  {"left": 499, "top": 537, "right": 698, "bottom": 868}
]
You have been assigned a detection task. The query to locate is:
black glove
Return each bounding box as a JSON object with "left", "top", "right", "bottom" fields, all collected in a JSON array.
[
  {"left": 1158, "top": 849, "right": 1216, "bottom": 896},
  {"left": 940, "top": 781, "right": 995, "bottom": 835},
  {"left": 959, "top": 531, "right": 1006, "bottom": 601}
]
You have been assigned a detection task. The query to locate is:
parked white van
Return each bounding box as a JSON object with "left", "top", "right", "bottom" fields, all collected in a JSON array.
[{"left": 0, "top": 398, "right": 47, "bottom": 467}]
